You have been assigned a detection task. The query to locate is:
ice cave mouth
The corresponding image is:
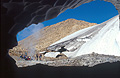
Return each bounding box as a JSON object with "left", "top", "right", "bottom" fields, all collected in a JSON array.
[
  {"left": 9, "top": 15, "right": 120, "bottom": 67},
  {"left": 1, "top": 1, "right": 120, "bottom": 78},
  {"left": 6, "top": 0, "right": 120, "bottom": 68}
]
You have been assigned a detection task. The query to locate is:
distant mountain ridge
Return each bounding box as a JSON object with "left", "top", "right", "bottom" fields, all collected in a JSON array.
[{"left": 9, "top": 19, "right": 97, "bottom": 56}]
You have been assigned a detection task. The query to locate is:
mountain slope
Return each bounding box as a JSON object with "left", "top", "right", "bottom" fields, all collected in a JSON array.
[{"left": 9, "top": 19, "right": 97, "bottom": 56}]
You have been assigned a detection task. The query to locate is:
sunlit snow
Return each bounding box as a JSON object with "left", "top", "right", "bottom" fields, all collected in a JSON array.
[{"left": 47, "top": 15, "right": 120, "bottom": 58}]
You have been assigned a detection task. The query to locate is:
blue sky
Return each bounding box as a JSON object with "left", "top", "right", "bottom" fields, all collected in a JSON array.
[{"left": 17, "top": 0, "right": 118, "bottom": 41}]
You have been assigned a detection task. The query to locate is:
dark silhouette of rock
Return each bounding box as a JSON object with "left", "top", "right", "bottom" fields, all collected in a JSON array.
[
  {"left": 1, "top": 0, "right": 120, "bottom": 78},
  {"left": 56, "top": 53, "right": 68, "bottom": 59},
  {"left": 57, "top": 46, "right": 69, "bottom": 53}
]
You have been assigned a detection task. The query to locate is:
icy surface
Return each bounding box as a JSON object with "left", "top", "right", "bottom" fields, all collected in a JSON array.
[
  {"left": 74, "top": 15, "right": 120, "bottom": 57},
  {"left": 116, "top": 32, "right": 120, "bottom": 48},
  {"left": 48, "top": 15, "right": 120, "bottom": 58},
  {"left": 44, "top": 52, "right": 60, "bottom": 58}
]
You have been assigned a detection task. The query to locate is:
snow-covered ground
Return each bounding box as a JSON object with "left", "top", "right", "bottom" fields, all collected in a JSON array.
[
  {"left": 44, "top": 52, "right": 60, "bottom": 58},
  {"left": 73, "top": 15, "right": 120, "bottom": 57},
  {"left": 116, "top": 32, "right": 120, "bottom": 48},
  {"left": 47, "top": 15, "right": 120, "bottom": 58}
]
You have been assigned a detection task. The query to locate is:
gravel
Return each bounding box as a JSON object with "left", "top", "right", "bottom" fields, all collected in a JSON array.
[
  {"left": 15, "top": 53, "right": 120, "bottom": 67},
  {"left": 45, "top": 53, "right": 120, "bottom": 67}
]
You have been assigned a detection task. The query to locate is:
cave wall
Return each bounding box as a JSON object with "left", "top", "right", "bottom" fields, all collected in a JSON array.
[
  {"left": 1, "top": 0, "right": 120, "bottom": 66},
  {"left": 1, "top": 0, "right": 120, "bottom": 78}
]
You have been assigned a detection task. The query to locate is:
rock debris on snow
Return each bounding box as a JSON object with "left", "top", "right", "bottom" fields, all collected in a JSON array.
[{"left": 16, "top": 53, "right": 120, "bottom": 67}]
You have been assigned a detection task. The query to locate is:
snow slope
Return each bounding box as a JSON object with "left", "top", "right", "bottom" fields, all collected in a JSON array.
[
  {"left": 48, "top": 15, "right": 120, "bottom": 58},
  {"left": 73, "top": 15, "right": 120, "bottom": 57},
  {"left": 44, "top": 52, "right": 60, "bottom": 58}
]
